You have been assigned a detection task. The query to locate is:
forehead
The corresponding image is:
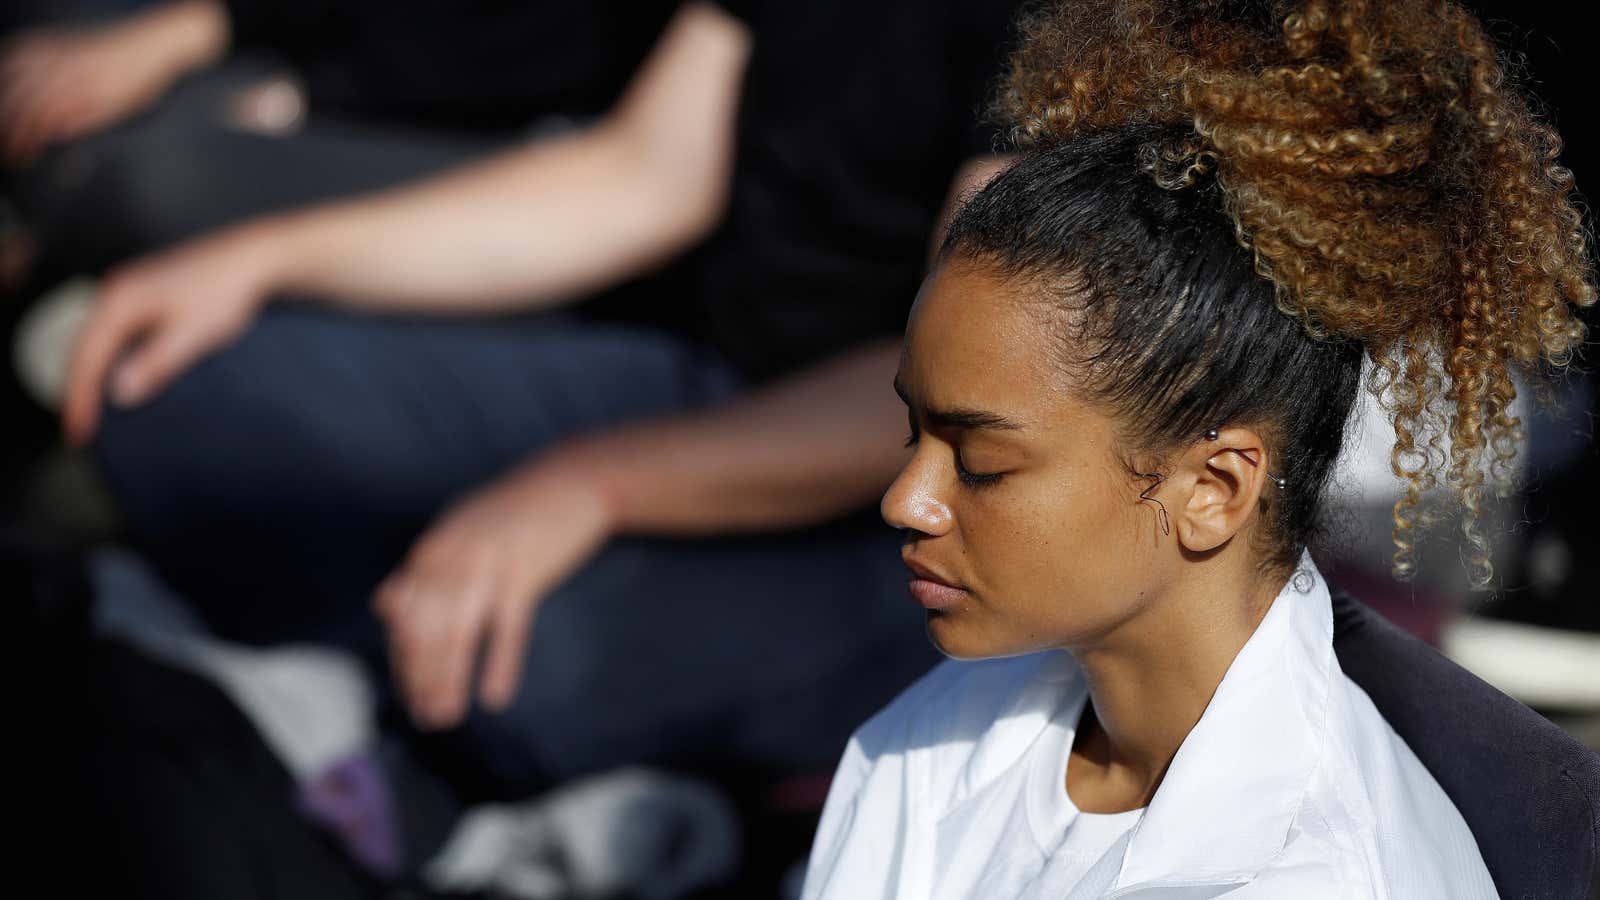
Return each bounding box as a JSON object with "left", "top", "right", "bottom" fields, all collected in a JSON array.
[{"left": 900, "top": 260, "right": 1071, "bottom": 415}]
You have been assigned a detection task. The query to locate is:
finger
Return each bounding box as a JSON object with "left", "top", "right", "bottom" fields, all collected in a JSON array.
[
  {"left": 385, "top": 571, "right": 473, "bottom": 729},
  {"left": 479, "top": 585, "right": 537, "bottom": 712},
  {"left": 30, "top": 70, "right": 103, "bottom": 157},
  {"left": 0, "top": 47, "right": 33, "bottom": 78},
  {"left": 107, "top": 315, "right": 216, "bottom": 408},
  {"left": 62, "top": 292, "right": 152, "bottom": 445},
  {"left": 40, "top": 86, "right": 99, "bottom": 148},
  {"left": 374, "top": 576, "right": 421, "bottom": 710},
  {"left": 0, "top": 37, "right": 52, "bottom": 76},
  {"left": 414, "top": 571, "right": 495, "bottom": 729},
  {"left": 372, "top": 576, "right": 406, "bottom": 620},
  {"left": 380, "top": 575, "right": 433, "bottom": 721},
  {"left": 0, "top": 88, "right": 43, "bottom": 162},
  {"left": 0, "top": 76, "right": 34, "bottom": 145},
  {"left": 376, "top": 574, "right": 413, "bottom": 660},
  {"left": 1, "top": 65, "right": 66, "bottom": 163},
  {"left": 0, "top": 52, "right": 51, "bottom": 116}
]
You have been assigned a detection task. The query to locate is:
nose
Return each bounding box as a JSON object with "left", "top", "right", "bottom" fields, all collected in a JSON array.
[{"left": 881, "top": 454, "right": 953, "bottom": 536}]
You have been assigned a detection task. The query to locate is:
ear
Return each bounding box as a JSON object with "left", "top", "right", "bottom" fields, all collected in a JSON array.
[{"left": 1170, "top": 426, "right": 1271, "bottom": 554}]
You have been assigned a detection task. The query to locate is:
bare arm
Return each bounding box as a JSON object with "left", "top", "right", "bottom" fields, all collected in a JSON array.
[
  {"left": 574, "top": 338, "right": 911, "bottom": 533},
  {"left": 257, "top": 1, "right": 748, "bottom": 312}
]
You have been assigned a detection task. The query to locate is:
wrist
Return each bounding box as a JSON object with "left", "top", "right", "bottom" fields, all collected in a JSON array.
[
  {"left": 228, "top": 217, "right": 300, "bottom": 310},
  {"left": 539, "top": 437, "right": 631, "bottom": 537}
]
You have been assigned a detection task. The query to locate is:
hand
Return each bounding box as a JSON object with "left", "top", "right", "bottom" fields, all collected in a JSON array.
[
  {"left": 62, "top": 223, "right": 282, "bottom": 444},
  {"left": 375, "top": 455, "right": 617, "bottom": 730},
  {"left": 0, "top": 3, "right": 227, "bottom": 164}
]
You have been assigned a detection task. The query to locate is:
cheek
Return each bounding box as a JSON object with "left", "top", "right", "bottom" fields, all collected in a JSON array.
[
  {"left": 1024, "top": 476, "right": 1130, "bottom": 585},
  {"left": 963, "top": 465, "right": 1146, "bottom": 635}
]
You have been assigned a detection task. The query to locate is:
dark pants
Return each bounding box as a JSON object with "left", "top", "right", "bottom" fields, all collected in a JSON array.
[{"left": 96, "top": 308, "right": 937, "bottom": 791}]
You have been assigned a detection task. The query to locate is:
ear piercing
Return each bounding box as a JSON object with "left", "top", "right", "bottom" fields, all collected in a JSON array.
[{"left": 1204, "top": 427, "right": 1287, "bottom": 489}]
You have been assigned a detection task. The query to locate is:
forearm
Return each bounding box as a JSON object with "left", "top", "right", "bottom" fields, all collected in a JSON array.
[
  {"left": 245, "top": 2, "right": 745, "bottom": 315},
  {"left": 256, "top": 129, "right": 702, "bottom": 313},
  {"left": 559, "top": 339, "right": 909, "bottom": 535},
  {"left": 130, "top": 1, "right": 230, "bottom": 77}
]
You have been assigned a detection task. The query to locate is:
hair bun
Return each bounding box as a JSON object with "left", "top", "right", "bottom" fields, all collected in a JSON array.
[
  {"left": 1138, "top": 133, "right": 1220, "bottom": 191},
  {"left": 996, "top": 0, "right": 1595, "bottom": 583}
]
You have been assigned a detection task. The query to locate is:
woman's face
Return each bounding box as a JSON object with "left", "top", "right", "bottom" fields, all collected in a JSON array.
[{"left": 883, "top": 258, "right": 1174, "bottom": 660}]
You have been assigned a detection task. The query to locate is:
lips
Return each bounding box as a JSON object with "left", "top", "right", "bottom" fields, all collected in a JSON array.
[{"left": 903, "top": 556, "right": 968, "bottom": 611}]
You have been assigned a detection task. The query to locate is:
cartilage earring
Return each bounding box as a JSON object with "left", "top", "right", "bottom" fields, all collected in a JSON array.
[{"left": 1205, "top": 426, "right": 1287, "bottom": 489}]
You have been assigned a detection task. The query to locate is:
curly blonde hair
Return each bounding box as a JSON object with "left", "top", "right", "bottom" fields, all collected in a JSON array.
[{"left": 995, "top": 0, "right": 1594, "bottom": 584}]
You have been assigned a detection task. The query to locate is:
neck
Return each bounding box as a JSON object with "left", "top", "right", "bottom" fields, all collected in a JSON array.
[{"left": 1065, "top": 553, "right": 1288, "bottom": 811}]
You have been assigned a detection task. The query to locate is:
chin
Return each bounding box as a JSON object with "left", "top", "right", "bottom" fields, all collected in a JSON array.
[
  {"left": 925, "top": 611, "right": 976, "bottom": 659},
  {"left": 928, "top": 602, "right": 1062, "bottom": 659},
  {"left": 925, "top": 610, "right": 1033, "bottom": 661}
]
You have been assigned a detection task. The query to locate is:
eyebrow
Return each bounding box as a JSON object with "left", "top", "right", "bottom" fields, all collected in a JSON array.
[{"left": 894, "top": 378, "right": 1026, "bottom": 431}]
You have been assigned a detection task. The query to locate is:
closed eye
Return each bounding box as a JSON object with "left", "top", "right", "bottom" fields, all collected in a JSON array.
[{"left": 955, "top": 449, "right": 1003, "bottom": 488}]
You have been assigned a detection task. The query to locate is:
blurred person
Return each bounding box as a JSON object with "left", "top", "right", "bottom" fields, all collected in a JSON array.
[
  {"left": 800, "top": 0, "right": 1592, "bottom": 897},
  {"left": 0, "top": 0, "right": 678, "bottom": 160},
  {"left": 61, "top": 0, "right": 1023, "bottom": 794},
  {"left": 0, "top": 0, "right": 679, "bottom": 277},
  {"left": 1, "top": 1, "right": 230, "bottom": 165}
]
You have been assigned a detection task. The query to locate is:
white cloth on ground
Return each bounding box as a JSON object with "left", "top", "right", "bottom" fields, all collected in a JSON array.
[
  {"left": 89, "top": 546, "right": 377, "bottom": 781},
  {"left": 424, "top": 767, "right": 740, "bottom": 900}
]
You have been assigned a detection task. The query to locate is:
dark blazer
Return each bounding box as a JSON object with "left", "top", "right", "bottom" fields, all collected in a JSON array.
[{"left": 1331, "top": 590, "right": 1600, "bottom": 900}]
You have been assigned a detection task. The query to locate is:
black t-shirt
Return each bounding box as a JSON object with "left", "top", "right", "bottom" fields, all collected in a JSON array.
[
  {"left": 223, "top": 0, "right": 680, "bottom": 131},
  {"left": 227, "top": 0, "right": 1024, "bottom": 379},
  {"left": 653, "top": 0, "right": 1025, "bottom": 380}
]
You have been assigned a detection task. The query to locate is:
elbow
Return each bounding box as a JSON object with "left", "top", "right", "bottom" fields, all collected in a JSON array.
[
  {"left": 602, "top": 117, "right": 734, "bottom": 262},
  {"left": 651, "top": 164, "right": 731, "bottom": 256}
]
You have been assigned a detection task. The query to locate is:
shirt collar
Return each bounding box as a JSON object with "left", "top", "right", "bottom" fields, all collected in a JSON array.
[{"left": 1107, "top": 553, "right": 1335, "bottom": 892}]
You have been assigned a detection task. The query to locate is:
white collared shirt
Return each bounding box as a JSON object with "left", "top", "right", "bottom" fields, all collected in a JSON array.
[{"left": 800, "top": 556, "right": 1498, "bottom": 899}]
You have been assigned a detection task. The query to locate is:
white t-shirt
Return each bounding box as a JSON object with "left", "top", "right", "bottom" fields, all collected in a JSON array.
[{"left": 801, "top": 557, "right": 1497, "bottom": 899}]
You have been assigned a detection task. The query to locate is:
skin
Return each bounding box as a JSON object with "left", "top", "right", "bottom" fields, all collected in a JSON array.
[
  {"left": 0, "top": 1, "right": 229, "bottom": 165},
  {"left": 52, "top": 0, "right": 1005, "bottom": 731},
  {"left": 374, "top": 339, "right": 917, "bottom": 726},
  {"left": 883, "top": 258, "right": 1290, "bottom": 814},
  {"left": 61, "top": 2, "right": 753, "bottom": 441}
]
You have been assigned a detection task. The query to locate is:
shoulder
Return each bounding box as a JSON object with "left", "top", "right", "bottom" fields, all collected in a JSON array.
[{"left": 1278, "top": 670, "right": 1497, "bottom": 899}]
